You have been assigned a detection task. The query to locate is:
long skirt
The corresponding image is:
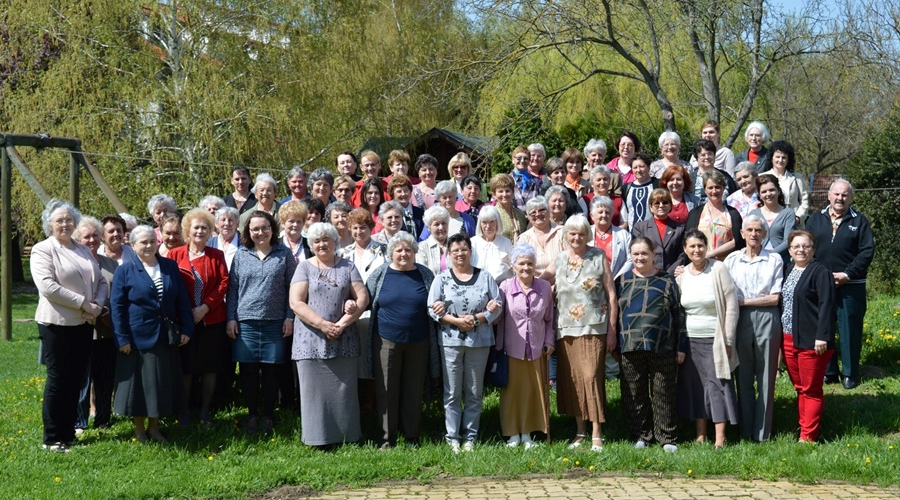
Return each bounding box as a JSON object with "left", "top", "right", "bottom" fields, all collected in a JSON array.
[
  {"left": 499, "top": 355, "right": 549, "bottom": 437},
  {"left": 114, "top": 337, "right": 183, "bottom": 418},
  {"left": 677, "top": 337, "right": 738, "bottom": 424},
  {"left": 296, "top": 356, "right": 361, "bottom": 446},
  {"left": 556, "top": 335, "right": 606, "bottom": 423}
]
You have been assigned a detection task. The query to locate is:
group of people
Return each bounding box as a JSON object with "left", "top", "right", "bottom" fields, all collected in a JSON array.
[{"left": 32, "top": 119, "right": 874, "bottom": 454}]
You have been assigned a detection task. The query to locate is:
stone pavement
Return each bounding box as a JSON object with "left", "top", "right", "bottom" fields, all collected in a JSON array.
[{"left": 310, "top": 475, "right": 900, "bottom": 499}]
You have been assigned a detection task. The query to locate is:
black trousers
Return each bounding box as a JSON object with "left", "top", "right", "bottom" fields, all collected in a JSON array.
[
  {"left": 39, "top": 322, "right": 93, "bottom": 445},
  {"left": 620, "top": 350, "right": 678, "bottom": 445}
]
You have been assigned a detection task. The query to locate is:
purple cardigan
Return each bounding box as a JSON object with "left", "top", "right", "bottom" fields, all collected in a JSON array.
[{"left": 496, "top": 277, "right": 555, "bottom": 361}]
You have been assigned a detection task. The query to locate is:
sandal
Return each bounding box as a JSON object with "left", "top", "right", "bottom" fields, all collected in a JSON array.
[
  {"left": 567, "top": 433, "right": 589, "bottom": 449},
  {"left": 591, "top": 437, "right": 604, "bottom": 452}
]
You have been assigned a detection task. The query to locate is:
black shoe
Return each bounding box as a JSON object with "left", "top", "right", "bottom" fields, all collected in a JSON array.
[
  {"left": 842, "top": 376, "right": 860, "bottom": 390},
  {"left": 823, "top": 375, "right": 840, "bottom": 385}
]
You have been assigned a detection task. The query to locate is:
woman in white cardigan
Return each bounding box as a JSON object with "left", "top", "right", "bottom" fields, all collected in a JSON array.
[
  {"left": 588, "top": 196, "right": 633, "bottom": 278},
  {"left": 470, "top": 205, "right": 513, "bottom": 284},
  {"left": 675, "top": 229, "right": 739, "bottom": 449},
  {"left": 760, "top": 141, "right": 809, "bottom": 225}
]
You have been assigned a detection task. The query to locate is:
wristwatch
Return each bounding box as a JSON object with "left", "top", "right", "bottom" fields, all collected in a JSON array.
[{"left": 472, "top": 314, "right": 481, "bottom": 327}]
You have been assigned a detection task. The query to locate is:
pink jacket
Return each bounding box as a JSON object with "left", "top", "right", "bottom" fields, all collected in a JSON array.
[
  {"left": 32, "top": 237, "right": 108, "bottom": 326},
  {"left": 496, "top": 277, "right": 555, "bottom": 361}
]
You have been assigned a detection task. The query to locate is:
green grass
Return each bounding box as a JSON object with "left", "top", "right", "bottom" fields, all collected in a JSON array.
[{"left": 1, "top": 293, "right": 899, "bottom": 500}]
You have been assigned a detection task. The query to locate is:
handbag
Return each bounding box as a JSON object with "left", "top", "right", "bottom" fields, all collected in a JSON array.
[
  {"left": 161, "top": 313, "right": 181, "bottom": 347},
  {"left": 485, "top": 348, "right": 509, "bottom": 388}
]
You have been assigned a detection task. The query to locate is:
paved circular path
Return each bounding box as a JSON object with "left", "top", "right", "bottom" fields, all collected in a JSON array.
[{"left": 305, "top": 475, "right": 900, "bottom": 499}]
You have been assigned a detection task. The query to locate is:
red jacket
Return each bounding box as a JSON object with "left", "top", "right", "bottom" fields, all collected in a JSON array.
[{"left": 167, "top": 246, "right": 229, "bottom": 325}]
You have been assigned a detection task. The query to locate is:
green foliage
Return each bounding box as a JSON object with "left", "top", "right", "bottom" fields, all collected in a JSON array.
[
  {"left": 842, "top": 112, "right": 900, "bottom": 294},
  {"left": 489, "top": 99, "right": 565, "bottom": 176}
]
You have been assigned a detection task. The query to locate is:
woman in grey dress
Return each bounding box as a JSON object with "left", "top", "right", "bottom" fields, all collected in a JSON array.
[
  {"left": 749, "top": 173, "right": 797, "bottom": 263},
  {"left": 290, "top": 222, "right": 369, "bottom": 446}
]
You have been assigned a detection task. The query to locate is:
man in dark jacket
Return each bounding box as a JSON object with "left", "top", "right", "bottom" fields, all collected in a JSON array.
[{"left": 805, "top": 179, "right": 875, "bottom": 390}]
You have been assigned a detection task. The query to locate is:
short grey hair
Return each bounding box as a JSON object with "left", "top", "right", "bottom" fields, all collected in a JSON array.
[
  {"left": 701, "top": 168, "right": 727, "bottom": 188},
  {"left": 119, "top": 213, "right": 138, "bottom": 231},
  {"left": 744, "top": 120, "right": 770, "bottom": 142},
  {"left": 831, "top": 177, "right": 854, "bottom": 196},
  {"left": 742, "top": 213, "right": 767, "bottom": 231},
  {"left": 129, "top": 224, "right": 156, "bottom": 244},
  {"left": 524, "top": 195, "right": 549, "bottom": 215},
  {"left": 527, "top": 143, "right": 546, "bottom": 156},
  {"left": 287, "top": 165, "right": 306, "bottom": 182},
  {"left": 563, "top": 214, "right": 592, "bottom": 239},
  {"left": 306, "top": 222, "right": 340, "bottom": 248},
  {"left": 41, "top": 199, "right": 82, "bottom": 237},
  {"left": 386, "top": 231, "right": 419, "bottom": 259},
  {"left": 307, "top": 168, "right": 334, "bottom": 190},
  {"left": 658, "top": 131, "right": 681, "bottom": 148},
  {"left": 253, "top": 173, "right": 277, "bottom": 194},
  {"left": 147, "top": 194, "right": 176, "bottom": 217},
  {"left": 423, "top": 205, "right": 450, "bottom": 227},
  {"left": 584, "top": 138, "right": 607, "bottom": 157},
  {"left": 589, "top": 165, "right": 612, "bottom": 181},
  {"left": 434, "top": 179, "right": 458, "bottom": 199},
  {"left": 379, "top": 200, "right": 404, "bottom": 218},
  {"left": 215, "top": 206, "right": 239, "bottom": 222},
  {"left": 545, "top": 185, "right": 569, "bottom": 206},
  {"left": 325, "top": 201, "right": 352, "bottom": 222},
  {"left": 734, "top": 161, "right": 758, "bottom": 177},
  {"left": 590, "top": 195, "right": 614, "bottom": 214},
  {"left": 199, "top": 195, "right": 225, "bottom": 211},
  {"left": 475, "top": 205, "right": 504, "bottom": 238},
  {"left": 508, "top": 242, "right": 537, "bottom": 265},
  {"left": 73, "top": 216, "right": 103, "bottom": 242}
]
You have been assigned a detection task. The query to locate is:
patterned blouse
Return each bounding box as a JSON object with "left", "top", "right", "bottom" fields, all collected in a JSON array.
[
  {"left": 698, "top": 204, "right": 733, "bottom": 254},
  {"left": 427, "top": 268, "right": 502, "bottom": 348},
  {"left": 616, "top": 270, "right": 684, "bottom": 354},
  {"left": 554, "top": 247, "right": 609, "bottom": 338},
  {"left": 780, "top": 266, "right": 806, "bottom": 335},
  {"left": 291, "top": 258, "right": 362, "bottom": 360}
]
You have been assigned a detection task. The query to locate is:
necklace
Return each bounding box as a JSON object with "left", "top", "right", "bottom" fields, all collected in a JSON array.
[{"left": 565, "top": 253, "right": 585, "bottom": 284}]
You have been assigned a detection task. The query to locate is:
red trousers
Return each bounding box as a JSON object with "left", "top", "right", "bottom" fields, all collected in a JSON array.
[{"left": 782, "top": 334, "right": 834, "bottom": 442}]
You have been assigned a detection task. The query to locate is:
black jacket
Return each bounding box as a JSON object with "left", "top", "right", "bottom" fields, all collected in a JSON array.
[
  {"left": 735, "top": 146, "right": 770, "bottom": 174},
  {"left": 805, "top": 206, "right": 875, "bottom": 282},
  {"left": 783, "top": 260, "right": 836, "bottom": 350},
  {"left": 631, "top": 217, "right": 685, "bottom": 274}
]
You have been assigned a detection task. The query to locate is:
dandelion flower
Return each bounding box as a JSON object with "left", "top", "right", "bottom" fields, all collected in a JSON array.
[
  {"left": 575, "top": 460, "right": 580, "bottom": 466},
  {"left": 589, "top": 465, "right": 595, "bottom": 471},
  {"left": 208, "top": 456, "right": 214, "bottom": 461},
  {"left": 866, "top": 457, "right": 871, "bottom": 463},
  {"left": 562, "top": 457, "right": 569, "bottom": 462},
  {"left": 54, "top": 477, "right": 61, "bottom": 483},
  {"left": 688, "top": 469, "right": 693, "bottom": 475}
]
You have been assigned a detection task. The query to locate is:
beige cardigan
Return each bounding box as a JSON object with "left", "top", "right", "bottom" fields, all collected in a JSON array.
[{"left": 676, "top": 259, "right": 740, "bottom": 379}]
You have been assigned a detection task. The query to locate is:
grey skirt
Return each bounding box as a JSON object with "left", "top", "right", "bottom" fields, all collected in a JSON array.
[
  {"left": 296, "top": 356, "right": 361, "bottom": 446},
  {"left": 677, "top": 337, "right": 738, "bottom": 424},
  {"left": 114, "top": 338, "right": 183, "bottom": 418}
]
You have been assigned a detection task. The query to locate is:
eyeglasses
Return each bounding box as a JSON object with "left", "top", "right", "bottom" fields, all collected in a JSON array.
[
  {"left": 249, "top": 227, "right": 272, "bottom": 234},
  {"left": 514, "top": 155, "right": 530, "bottom": 162},
  {"left": 790, "top": 244, "right": 813, "bottom": 250},
  {"left": 528, "top": 208, "right": 548, "bottom": 217}
]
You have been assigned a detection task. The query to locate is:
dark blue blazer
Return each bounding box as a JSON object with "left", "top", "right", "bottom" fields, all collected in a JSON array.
[
  {"left": 404, "top": 205, "right": 426, "bottom": 240},
  {"left": 110, "top": 257, "right": 193, "bottom": 350}
]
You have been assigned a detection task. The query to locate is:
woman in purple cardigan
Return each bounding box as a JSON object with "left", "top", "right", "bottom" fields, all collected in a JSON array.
[{"left": 496, "top": 243, "right": 555, "bottom": 449}]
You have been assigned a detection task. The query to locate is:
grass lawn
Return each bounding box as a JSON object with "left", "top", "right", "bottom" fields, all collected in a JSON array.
[{"left": 0, "top": 292, "right": 898, "bottom": 500}]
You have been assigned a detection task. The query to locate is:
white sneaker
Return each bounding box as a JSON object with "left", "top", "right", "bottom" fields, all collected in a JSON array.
[
  {"left": 463, "top": 440, "right": 475, "bottom": 452},
  {"left": 520, "top": 433, "right": 533, "bottom": 446},
  {"left": 507, "top": 435, "right": 521, "bottom": 447},
  {"left": 635, "top": 439, "right": 647, "bottom": 449},
  {"left": 663, "top": 444, "right": 678, "bottom": 453},
  {"left": 524, "top": 440, "right": 539, "bottom": 450},
  {"left": 449, "top": 441, "right": 461, "bottom": 455}
]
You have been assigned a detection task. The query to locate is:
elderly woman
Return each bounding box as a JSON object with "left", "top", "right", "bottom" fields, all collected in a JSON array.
[
  {"left": 490, "top": 173, "right": 529, "bottom": 243},
  {"left": 224, "top": 166, "right": 256, "bottom": 214},
  {"left": 685, "top": 169, "right": 745, "bottom": 261},
  {"left": 417, "top": 205, "right": 451, "bottom": 276},
  {"left": 388, "top": 174, "right": 425, "bottom": 239},
  {"left": 372, "top": 200, "right": 405, "bottom": 245},
  {"left": 333, "top": 175, "right": 356, "bottom": 206},
  {"left": 226, "top": 211, "right": 297, "bottom": 435},
  {"left": 528, "top": 143, "right": 547, "bottom": 177},
  {"left": 290, "top": 222, "right": 368, "bottom": 446},
  {"left": 98, "top": 214, "right": 137, "bottom": 265},
  {"left": 497, "top": 243, "right": 555, "bottom": 449},
  {"left": 517, "top": 196, "right": 565, "bottom": 277},
  {"left": 337, "top": 151, "right": 360, "bottom": 180},
  {"left": 723, "top": 215, "right": 784, "bottom": 442},
  {"left": 326, "top": 201, "right": 354, "bottom": 248},
  {"left": 147, "top": 193, "right": 176, "bottom": 243},
  {"left": 157, "top": 213, "right": 184, "bottom": 259},
  {"left": 589, "top": 196, "right": 633, "bottom": 277},
  {"left": 448, "top": 152, "right": 473, "bottom": 197},
  {"left": 209, "top": 207, "right": 241, "bottom": 270},
  {"left": 73, "top": 217, "right": 119, "bottom": 432},
  {"left": 428, "top": 233, "right": 502, "bottom": 453},
  {"left": 278, "top": 201, "right": 310, "bottom": 263},
  {"left": 280, "top": 166, "right": 307, "bottom": 204},
  {"left": 412, "top": 154, "right": 439, "bottom": 209},
  {"left": 199, "top": 195, "right": 226, "bottom": 218},
  {"left": 543, "top": 159, "right": 579, "bottom": 218},
  {"left": 456, "top": 174, "right": 485, "bottom": 219},
  {"left": 607, "top": 132, "right": 640, "bottom": 184},
  {"left": 584, "top": 138, "right": 607, "bottom": 170},
  {"left": 735, "top": 121, "right": 770, "bottom": 172},
  {"left": 750, "top": 174, "right": 797, "bottom": 262},
  {"left": 239, "top": 173, "right": 280, "bottom": 230},
  {"left": 420, "top": 180, "right": 475, "bottom": 239},
  {"left": 781, "top": 230, "right": 836, "bottom": 442},
  {"left": 545, "top": 185, "right": 571, "bottom": 226},
  {"left": 579, "top": 166, "right": 624, "bottom": 226},
  {"left": 471, "top": 205, "right": 514, "bottom": 284},
  {"left": 690, "top": 120, "right": 737, "bottom": 176},
  {"left": 760, "top": 141, "right": 809, "bottom": 225},
  {"left": 541, "top": 215, "right": 617, "bottom": 452},
  {"left": 616, "top": 237, "right": 683, "bottom": 452},
  {"left": 676, "top": 230, "right": 739, "bottom": 449},
  {"left": 167, "top": 208, "right": 229, "bottom": 427},
  {"left": 308, "top": 168, "right": 335, "bottom": 207},
  {"left": 660, "top": 165, "right": 700, "bottom": 225},
  {"left": 692, "top": 140, "right": 738, "bottom": 203},
  {"left": 726, "top": 162, "right": 760, "bottom": 217},
  {"left": 365, "top": 232, "right": 435, "bottom": 448},
  {"left": 511, "top": 146, "right": 541, "bottom": 209},
  {"left": 650, "top": 131, "right": 692, "bottom": 179},
  {"left": 631, "top": 189, "right": 685, "bottom": 274},
  {"left": 111, "top": 225, "right": 191, "bottom": 444},
  {"left": 386, "top": 149, "right": 415, "bottom": 184}
]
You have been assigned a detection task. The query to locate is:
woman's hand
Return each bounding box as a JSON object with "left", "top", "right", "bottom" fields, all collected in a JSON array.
[
  {"left": 179, "top": 334, "right": 190, "bottom": 347},
  {"left": 119, "top": 344, "right": 132, "bottom": 355},
  {"left": 543, "top": 345, "right": 555, "bottom": 357},
  {"left": 605, "top": 332, "right": 617, "bottom": 354},
  {"left": 485, "top": 300, "right": 501, "bottom": 315},
  {"left": 282, "top": 318, "right": 294, "bottom": 338},
  {"left": 81, "top": 301, "right": 102, "bottom": 321},
  {"left": 676, "top": 352, "right": 686, "bottom": 364},
  {"left": 344, "top": 299, "right": 359, "bottom": 315},
  {"left": 673, "top": 265, "right": 685, "bottom": 278},
  {"left": 319, "top": 320, "right": 342, "bottom": 339},
  {"left": 226, "top": 320, "right": 239, "bottom": 339},
  {"left": 431, "top": 301, "right": 446, "bottom": 317},
  {"left": 192, "top": 304, "right": 210, "bottom": 325},
  {"left": 726, "top": 345, "right": 733, "bottom": 358},
  {"left": 814, "top": 340, "right": 828, "bottom": 356}
]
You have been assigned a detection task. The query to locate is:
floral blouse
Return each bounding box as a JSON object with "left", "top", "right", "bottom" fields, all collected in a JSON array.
[{"left": 554, "top": 247, "right": 609, "bottom": 337}]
